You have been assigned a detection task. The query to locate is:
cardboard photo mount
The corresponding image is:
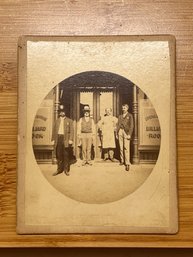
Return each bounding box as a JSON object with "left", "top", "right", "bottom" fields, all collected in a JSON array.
[{"left": 17, "top": 35, "right": 178, "bottom": 234}]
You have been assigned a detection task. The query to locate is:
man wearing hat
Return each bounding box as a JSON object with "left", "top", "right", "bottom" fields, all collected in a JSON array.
[
  {"left": 77, "top": 105, "right": 95, "bottom": 166},
  {"left": 98, "top": 107, "right": 118, "bottom": 161},
  {"left": 116, "top": 104, "right": 134, "bottom": 171},
  {"left": 52, "top": 105, "right": 74, "bottom": 176}
]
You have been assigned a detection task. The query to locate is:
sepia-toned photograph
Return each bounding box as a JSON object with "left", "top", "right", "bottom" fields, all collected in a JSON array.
[
  {"left": 17, "top": 36, "right": 177, "bottom": 234},
  {"left": 32, "top": 71, "right": 161, "bottom": 204}
]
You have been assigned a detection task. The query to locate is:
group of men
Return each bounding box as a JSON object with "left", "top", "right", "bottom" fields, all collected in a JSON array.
[{"left": 52, "top": 104, "right": 134, "bottom": 176}]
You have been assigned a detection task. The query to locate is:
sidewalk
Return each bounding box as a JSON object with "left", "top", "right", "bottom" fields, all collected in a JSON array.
[{"left": 39, "top": 161, "right": 154, "bottom": 204}]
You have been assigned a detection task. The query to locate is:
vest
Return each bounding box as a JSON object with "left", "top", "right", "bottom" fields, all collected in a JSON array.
[{"left": 81, "top": 117, "right": 92, "bottom": 133}]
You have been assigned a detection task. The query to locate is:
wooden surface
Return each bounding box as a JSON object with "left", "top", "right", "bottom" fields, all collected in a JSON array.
[
  {"left": 1, "top": 248, "right": 193, "bottom": 257},
  {"left": 0, "top": 0, "right": 193, "bottom": 248}
]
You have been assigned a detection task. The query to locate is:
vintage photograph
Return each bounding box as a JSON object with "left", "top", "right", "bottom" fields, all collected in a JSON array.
[
  {"left": 17, "top": 36, "right": 177, "bottom": 234},
  {"left": 32, "top": 71, "right": 161, "bottom": 204}
]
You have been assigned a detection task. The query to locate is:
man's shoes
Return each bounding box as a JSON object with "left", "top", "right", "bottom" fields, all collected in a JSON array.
[
  {"left": 82, "top": 161, "right": 92, "bottom": 166},
  {"left": 52, "top": 171, "right": 61, "bottom": 176},
  {"left": 125, "top": 165, "right": 130, "bottom": 171},
  {"left": 119, "top": 162, "right": 124, "bottom": 166},
  {"left": 110, "top": 158, "right": 115, "bottom": 162},
  {"left": 104, "top": 158, "right": 108, "bottom": 161},
  {"left": 64, "top": 170, "right": 70, "bottom": 176}
]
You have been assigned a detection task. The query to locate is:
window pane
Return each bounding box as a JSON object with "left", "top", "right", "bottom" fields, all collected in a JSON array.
[
  {"left": 100, "top": 92, "right": 113, "bottom": 119},
  {"left": 80, "top": 92, "right": 93, "bottom": 118}
]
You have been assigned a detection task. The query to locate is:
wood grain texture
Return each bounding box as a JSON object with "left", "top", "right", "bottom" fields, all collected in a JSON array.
[{"left": 0, "top": 0, "right": 193, "bottom": 247}]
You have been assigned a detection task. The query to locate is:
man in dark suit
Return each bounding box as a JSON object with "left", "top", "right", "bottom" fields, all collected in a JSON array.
[
  {"left": 52, "top": 105, "right": 74, "bottom": 176},
  {"left": 117, "top": 104, "right": 134, "bottom": 171}
]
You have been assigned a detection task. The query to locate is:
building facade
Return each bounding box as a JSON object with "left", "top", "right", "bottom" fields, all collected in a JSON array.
[{"left": 32, "top": 71, "right": 161, "bottom": 164}]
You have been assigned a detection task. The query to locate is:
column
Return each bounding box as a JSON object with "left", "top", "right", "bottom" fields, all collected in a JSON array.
[
  {"left": 93, "top": 90, "right": 98, "bottom": 159},
  {"left": 54, "top": 84, "right": 60, "bottom": 120},
  {"left": 74, "top": 89, "right": 80, "bottom": 158},
  {"left": 52, "top": 84, "right": 60, "bottom": 164},
  {"left": 113, "top": 87, "right": 117, "bottom": 116},
  {"left": 132, "top": 84, "right": 139, "bottom": 164}
]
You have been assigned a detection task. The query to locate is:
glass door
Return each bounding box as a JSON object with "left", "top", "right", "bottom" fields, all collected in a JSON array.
[
  {"left": 80, "top": 92, "right": 94, "bottom": 118},
  {"left": 77, "top": 90, "right": 116, "bottom": 160},
  {"left": 99, "top": 92, "right": 113, "bottom": 119}
]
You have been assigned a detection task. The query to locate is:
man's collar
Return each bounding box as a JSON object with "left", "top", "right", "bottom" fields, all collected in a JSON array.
[{"left": 122, "top": 112, "right": 128, "bottom": 117}]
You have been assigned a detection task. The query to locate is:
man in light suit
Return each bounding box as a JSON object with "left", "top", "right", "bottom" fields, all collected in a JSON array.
[
  {"left": 77, "top": 105, "right": 95, "bottom": 166},
  {"left": 117, "top": 104, "right": 134, "bottom": 171},
  {"left": 52, "top": 105, "right": 74, "bottom": 176}
]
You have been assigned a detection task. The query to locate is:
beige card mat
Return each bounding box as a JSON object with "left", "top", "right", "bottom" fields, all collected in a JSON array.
[{"left": 17, "top": 35, "right": 178, "bottom": 234}]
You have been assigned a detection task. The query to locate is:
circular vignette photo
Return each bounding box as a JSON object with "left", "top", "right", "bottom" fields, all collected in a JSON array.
[{"left": 32, "top": 71, "right": 161, "bottom": 204}]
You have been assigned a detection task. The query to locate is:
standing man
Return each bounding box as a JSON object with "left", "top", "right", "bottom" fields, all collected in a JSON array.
[
  {"left": 117, "top": 104, "right": 134, "bottom": 171},
  {"left": 52, "top": 105, "right": 74, "bottom": 176},
  {"left": 98, "top": 108, "right": 118, "bottom": 161},
  {"left": 77, "top": 106, "right": 95, "bottom": 166}
]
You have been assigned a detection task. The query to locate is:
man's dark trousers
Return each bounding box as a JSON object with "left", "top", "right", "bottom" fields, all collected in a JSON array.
[{"left": 56, "top": 135, "right": 70, "bottom": 173}]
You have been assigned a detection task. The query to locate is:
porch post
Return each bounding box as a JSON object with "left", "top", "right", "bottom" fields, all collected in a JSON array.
[{"left": 132, "top": 84, "right": 139, "bottom": 164}]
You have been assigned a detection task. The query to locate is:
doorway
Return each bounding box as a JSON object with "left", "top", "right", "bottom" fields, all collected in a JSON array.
[
  {"left": 78, "top": 90, "right": 116, "bottom": 160},
  {"left": 59, "top": 71, "right": 133, "bottom": 162}
]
